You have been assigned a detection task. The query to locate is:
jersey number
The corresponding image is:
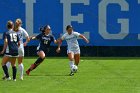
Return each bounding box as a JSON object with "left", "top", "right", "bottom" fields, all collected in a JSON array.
[
  {"left": 10, "top": 33, "right": 17, "bottom": 42},
  {"left": 44, "top": 40, "right": 48, "bottom": 44}
]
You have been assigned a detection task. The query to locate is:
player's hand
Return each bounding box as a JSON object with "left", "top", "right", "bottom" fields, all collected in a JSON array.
[
  {"left": 86, "top": 40, "right": 89, "bottom": 44},
  {"left": 30, "top": 36, "right": 33, "bottom": 40},
  {"left": 24, "top": 42, "right": 28, "bottom": 46},
  {"left": 30, "top": 36, "right": 36, "bottom": 40},
  {"left": 56, "top": 47, "right": 61, "bottom": 53}
]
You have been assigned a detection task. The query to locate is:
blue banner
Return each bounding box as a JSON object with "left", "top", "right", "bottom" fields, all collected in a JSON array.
[{"left": 0, "top": 0, "right": 140, "bottom": 46}]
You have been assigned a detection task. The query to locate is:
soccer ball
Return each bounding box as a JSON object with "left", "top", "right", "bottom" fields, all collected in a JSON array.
[{"left": 71, "top": 65, "right": 78, "bottom": 73}]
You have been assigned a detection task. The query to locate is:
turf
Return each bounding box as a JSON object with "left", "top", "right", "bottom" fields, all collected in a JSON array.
[{"left": 0, "top": 57, "right": 140, "bottom": 93}]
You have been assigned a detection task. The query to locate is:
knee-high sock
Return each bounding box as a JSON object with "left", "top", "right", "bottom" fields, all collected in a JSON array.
[
  {"left": 28, "top": 57, "right": 45, "bottom": 71},
  {"left": 19, "top": 63, "right": 24, "bottom": 77},
  {"left": 2, "top": 65, "right": 9, "bottom": 78},
  {"left": 69, "top": 61, "right": 74, "bottom": 68},
  {"left": 12, "top": 66, "right": 17, "bottom": 80},
  {"left": 3, "top": 62, "right": 11, "bottom": 76}
]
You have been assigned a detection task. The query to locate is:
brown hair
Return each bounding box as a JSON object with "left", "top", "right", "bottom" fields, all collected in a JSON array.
[
  {"left": 7, "top": 20, "right": 14, "bottom": 29},
  {"left": 66, "top": 25, "right": 73, "bottom": 30}
]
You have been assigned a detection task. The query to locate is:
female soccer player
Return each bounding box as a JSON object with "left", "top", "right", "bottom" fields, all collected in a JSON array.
[
  {"left": 58, "top": 25, "right": 89, "bottom": 76},
  {"left": 1, "top": 20, "right": 20, "bottom": 81},
  {"left": 26, "top": 25, "right": 60, "bottom": 75},
  {"left": 4, "top": 18, "right": 29, "bottom": 80}
]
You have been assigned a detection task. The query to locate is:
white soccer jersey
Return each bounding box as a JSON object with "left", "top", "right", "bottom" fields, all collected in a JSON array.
[
  {"left": 16, "top": 27, "right": 29, "bottom": 44},
  {"left": 61, "top": 31, "right": 80, "bottom": 51},
  {"left": 16, "top": 27, "right": 29, "bottom": 56}
]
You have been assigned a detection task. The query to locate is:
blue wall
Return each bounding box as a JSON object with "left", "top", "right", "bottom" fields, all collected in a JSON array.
[{"left": 0, "top": 0, "right": 140, "bottom": 46}]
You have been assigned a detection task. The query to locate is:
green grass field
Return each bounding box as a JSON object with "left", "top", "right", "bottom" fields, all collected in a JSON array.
[{"left": 0, "top": 57, "right": 140, "bottom": 93}]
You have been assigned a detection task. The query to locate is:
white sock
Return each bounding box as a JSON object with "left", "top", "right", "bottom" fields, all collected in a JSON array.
[
  {"left": 19, "top": 63, "right": 24, "bottom": 78},
  {"left": 69, "top": 61, "right": 74, "bottom": 68},
  {"left": 6, "top": 62, "right": 11, "bottom": 69}
]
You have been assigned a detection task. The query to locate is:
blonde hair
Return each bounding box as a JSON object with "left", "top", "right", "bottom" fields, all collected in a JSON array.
[
  {"left": 16, "top": 18, "right": 22, "bottom": 24},
  {"left": 14, "top": 18, "right": 22, "bottom": 31}
]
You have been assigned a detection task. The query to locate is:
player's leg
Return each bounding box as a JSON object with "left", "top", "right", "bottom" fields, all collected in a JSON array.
[
  {"left": 3, "top": 61, "right": 11, "bottom": 79},
  {"left": 18, "top": 57, "right": 24, "bottom": 80},
  {"left": 10, "top": 57, "right": 17, "bottom": 81},
  {"left": 1, "top": 56, "right": 11, "bottom": 80},
  {"left": 68, "top": 53, "right": 74, "bottom": 68},
  {"left": 34, "top": 51, "right": 45, "bottom": 66},
  {"left": 26, "top": 51, "right": 45, "bottom": 75},
  {"left": 67, "top": 50, "right": 75, "bottom": 76},
  {"left": 74, "top": 49, "right": 80, "bottom": 66},
  {"left": 74, "top": 54, "right": 80, "bottom": 66},
  {"left": 18, "top": 47, "right": 24, "bottom": 80},
  {"left": 73, "top": 54, "right": 80, "bottom": 73}
]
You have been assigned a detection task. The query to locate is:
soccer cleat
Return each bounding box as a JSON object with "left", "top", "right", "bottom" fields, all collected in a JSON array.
[
  {"left": 69, "top": 72, "right": 74, "bottom": 76},
  {"left": 26, "top": 70, "right": 30, "bottom": 76},
  {"left": 20, "top": 76, "right": 23, "bottom": 80},
  {"left": 6, "top": 77, "right": 11, "bottom": 81},
  {"left": 13, "top": 79, "right": 16, "bottom": 81}
]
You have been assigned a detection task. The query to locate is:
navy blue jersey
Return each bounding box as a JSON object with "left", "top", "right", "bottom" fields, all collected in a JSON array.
[
  {"left": 36, "top": 33, "right": 55, "bottom": 51},
  {"left": 2, "top": 32, "right": 6, "bottom": 40},
  {"left": 4, "top": 30, "right": 20, "bottom": 56}
]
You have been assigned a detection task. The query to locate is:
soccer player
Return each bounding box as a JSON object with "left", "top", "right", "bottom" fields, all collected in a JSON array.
[
  {"left": 26, "top": 25, "right": 60, "bottom": 75},
  {"left": 58, "top": 25, "right": 89, "bottom": 76},
  {"left": 4, "top": 18, "right": 29, "bottom": 80},
  {"left": 1, "top": 20, "right": 20, "bottom": 81}
]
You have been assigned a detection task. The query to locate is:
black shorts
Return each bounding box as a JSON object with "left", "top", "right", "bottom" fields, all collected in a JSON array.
[
  {"left": 5, "top": 52, "right": 18, "bottom": 57},
  {"left": 37, "top": 48, "right": 50, "bottom": 55}
]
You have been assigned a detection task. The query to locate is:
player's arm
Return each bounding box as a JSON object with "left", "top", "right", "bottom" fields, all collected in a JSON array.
[
  {"left": 54, "top": 39, "right": 61, "bottom": 53},
  {"left": 23, "top": 29, "right": 30, "bottom": 46},
  {"left": 52, "top": 35, "right": 61, "bottom": 53},
  {"left": 79, "top": 34, "right": 89, "bottom": 43},
  {"left": 30, "top": 36, "right": 36, "bottom": 40},
  {"left": 17, "top": 34, "right": 21, "bottom": 47},
  {"left": 55, "top": 35, "right": 65, "bottom": 53},
  {"left": 30, "top": 34, "right": 41, "bottom": 40},
  {"left": 24, "top": 36, "right": 30, "bottom": 46},
  {"left": 0, "top": 38, "right": 8, "bottom": 54},
  {"left": 18, "top": 41, "right": 21, "bottom": 47}
]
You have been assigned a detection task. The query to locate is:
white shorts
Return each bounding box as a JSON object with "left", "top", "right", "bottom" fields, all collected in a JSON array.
[
  {"left": 18, "top": 44, "right": 24, "bottom": 57},
  {"left": 67, "top": 49, "right": 80, "bottom": 54}
]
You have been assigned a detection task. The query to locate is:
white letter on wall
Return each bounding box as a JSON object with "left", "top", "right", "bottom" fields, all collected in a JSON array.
[
  {"left": 23, "top": 0, "right": 36, "bottom": 35},
  {"left": 99, "top": 0, "right": 129, "bottom": 39}
]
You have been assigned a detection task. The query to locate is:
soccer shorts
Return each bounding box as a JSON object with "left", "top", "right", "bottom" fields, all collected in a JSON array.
[
  {"left": 4, "top": 54, "right": 19, "bottom": 57},
  {"left": 18, "top": 44, "right": 24, "bottom": 57},
  {"left": 67, "top": 49, "right": 80, "bottom": 54}
]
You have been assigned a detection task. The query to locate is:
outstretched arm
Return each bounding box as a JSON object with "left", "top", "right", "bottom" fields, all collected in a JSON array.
[
  {"left": 79, "top": 34, "right": 89, "bottom": 43},
  {"left": 30, "top": 36, "right": 37, "bottom": 40},
  {"left": 54, "top": 39, "right": 62, "bottom": 53},
  {"left": 24, "top": 36, "right": 30, "bottom": 46},
  {"left": 23, "top": 29, "right": 30, "bottom": 46},
  {"left": 55, "top": 38, "right": 63, "bottom": 53}
]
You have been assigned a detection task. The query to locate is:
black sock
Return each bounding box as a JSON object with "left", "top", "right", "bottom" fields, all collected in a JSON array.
[
  {"left": 34, "top": 57, "right": 45, "bottom": 66},
  {"left": 28, "top": 57, "right": 45, "bottom": 71},
  {"left": 2, "top": 65, "right": 9, "bottom": 78},
  {"left": 12, "top": 66, "right": 17, "bottom": 80}
]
